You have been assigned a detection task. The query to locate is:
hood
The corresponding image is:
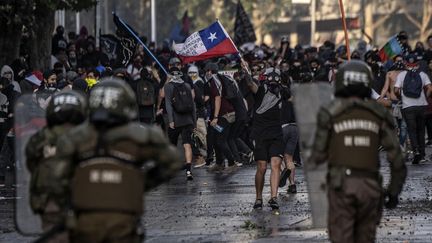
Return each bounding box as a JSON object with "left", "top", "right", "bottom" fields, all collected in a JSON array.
[{"left": 1, "top": 65, "right": 14, "bottom": 81}]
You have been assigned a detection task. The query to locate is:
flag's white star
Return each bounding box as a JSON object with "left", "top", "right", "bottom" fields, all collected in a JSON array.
[{"left": 208, "top": 32, "right": 217, "bottom": 42}]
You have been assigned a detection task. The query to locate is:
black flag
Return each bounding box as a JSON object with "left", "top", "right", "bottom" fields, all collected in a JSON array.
[
  {"left": 113, "top": 13, "right": 138, "bottom": 67},
  {"left": 100, "top": 34, "right": 119, "bottom": 61},
  {"left": 233, "top": 1, "right": 256, "bottom": 46}
]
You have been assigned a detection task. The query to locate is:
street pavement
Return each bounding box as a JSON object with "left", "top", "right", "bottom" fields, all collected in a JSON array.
[{"left": 1, "top": 151, "right": 432, "bottom": 242}]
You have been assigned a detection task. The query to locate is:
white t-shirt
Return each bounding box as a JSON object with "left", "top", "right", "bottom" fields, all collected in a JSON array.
[{"left": 394, "top": 70, "right": 431, "bottom": 109}]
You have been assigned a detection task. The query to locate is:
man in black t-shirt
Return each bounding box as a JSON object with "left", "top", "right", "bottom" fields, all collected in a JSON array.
[{"left": 242, "top": 62, "right": 284, "bottom": 210}]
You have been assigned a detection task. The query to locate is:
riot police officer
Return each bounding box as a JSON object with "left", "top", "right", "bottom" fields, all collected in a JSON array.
[
  {"left": 52, "top": 77, "right": 180, "bottom": 243},
  {"left": 310, "top": 60, "right": 407, "bottom": 243},
  {"left": 26, "top": 90, "right": 87, "bottom": 243}
]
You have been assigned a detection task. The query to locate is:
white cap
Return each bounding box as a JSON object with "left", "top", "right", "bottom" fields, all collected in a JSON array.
[{"left": 188, "top": 65, "right": 199, "bottom": 73}]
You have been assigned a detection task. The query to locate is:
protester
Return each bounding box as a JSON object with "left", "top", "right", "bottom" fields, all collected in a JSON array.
[
  {"left": 164, "top": 67, "right": 196, "bottom": 180},
  {"left": 395, "top": 53, "right": 432, "bottom": 164}
]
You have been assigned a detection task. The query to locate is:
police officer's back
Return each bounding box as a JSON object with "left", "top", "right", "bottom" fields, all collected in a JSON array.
[
  {"left": 310, "top": 60, "right": 407, "bottom": 243},
  {"left": 26, "top": 90, "right": 87, "bottom": 242},
  {"left": 52, "top": 78, "right": 180, "bottom": 243}
]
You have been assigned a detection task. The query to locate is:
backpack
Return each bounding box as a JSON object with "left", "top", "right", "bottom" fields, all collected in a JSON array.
[
  {"left": 403, "top": 70, "right": 423, "bottom": 98},
  {"left": 172, "top": 82, "right": 194, "bottom": 113},
  {"left": 218, "top": 74, "right": 240, "bottom": 100},
  {"left": 136, "top": 80, "right": 156, "bottom": 106},
  {"left": 193, "top": 80, "right": 206, "bottom": 107}
]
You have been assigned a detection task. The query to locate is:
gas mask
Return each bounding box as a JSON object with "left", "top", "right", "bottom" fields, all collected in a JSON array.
[{"left": 265, "top": 71, "right": 282, "bottom": 95}]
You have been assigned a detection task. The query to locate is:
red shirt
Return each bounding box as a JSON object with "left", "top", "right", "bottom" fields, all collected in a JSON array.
[{"left": 210, "top": 79, "right": 234, "bottom": 117}]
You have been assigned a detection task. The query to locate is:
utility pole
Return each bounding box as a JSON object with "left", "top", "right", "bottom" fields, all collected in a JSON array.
[
  {"left": 310, "top": 0, "right": 316, "bottom": 46},
  {"left": 76, "top": 12, "right": 80, "bottom": 34},
  {"left": 95, "top": 0, "right": 101, "bottom": 47},
  {"left": 151, "top": 0, "right": 156, "bottom": 44}
]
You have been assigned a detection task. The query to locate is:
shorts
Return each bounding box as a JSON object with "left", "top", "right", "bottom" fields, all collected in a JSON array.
[
  {"left": 253, "top": 136, "right": 284, "bottom": 162},
  {"left": 168, "top": 125, "right": 193, "bottom": 145},
  {"left": 282, "top": 124, "right": 299, "bottom": 155}
]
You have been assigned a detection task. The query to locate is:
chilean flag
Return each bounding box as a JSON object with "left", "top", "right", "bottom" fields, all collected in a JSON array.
[{"left": 173, "top": 21, "right": 239, "bottom": 63}]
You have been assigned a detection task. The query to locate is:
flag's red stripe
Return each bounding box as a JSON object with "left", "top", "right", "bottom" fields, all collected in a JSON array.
[{"left": 178, "top": 39, "right": 238, "bottom": 63}]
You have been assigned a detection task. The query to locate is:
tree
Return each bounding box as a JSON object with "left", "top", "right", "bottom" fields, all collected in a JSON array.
[
  {"left": 176, "top": 0, "right": 291, "bottom": 44},
  {"left": 363, "top": 0, "right": 401, "bottom": 44},
  {"left": 400, "top": 0, "right": 432, "bottom": 41},
  {"left": 0, "top": 0, "right": 96, "bottom": 70}
]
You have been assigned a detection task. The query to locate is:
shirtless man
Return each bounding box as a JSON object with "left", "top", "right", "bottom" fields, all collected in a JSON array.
[
  {"left": 380, "top": 55, "right": 405, "bottom": 100},
  {"left": 380, "top": 55, "right": 407, "bottom": 147}
]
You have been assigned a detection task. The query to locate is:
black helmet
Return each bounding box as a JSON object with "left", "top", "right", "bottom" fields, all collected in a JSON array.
[
  {"left": 335, "top": 60, "right": 373, "bottom": 98},
  {"left": 88, "top": 77, "right": 137, "bottom": 126},
  {"left": 46, "top": 90, "right": 87, "bottom": 127}
]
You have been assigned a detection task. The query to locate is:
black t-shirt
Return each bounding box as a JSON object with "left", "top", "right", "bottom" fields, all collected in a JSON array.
[
  {"left": 251, "top": 85, "right": 282, "bottom": 139},
  {"left": 280, "top": 87, "right": 295, "bottom": 124}
]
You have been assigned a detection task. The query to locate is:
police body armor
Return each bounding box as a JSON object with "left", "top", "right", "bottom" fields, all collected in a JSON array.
[
  {"left": 320, "top": 98, "right": 394, "bottom": 188},
  {"left": 72, "top": 155, "right": 144, "bottom": 213}
]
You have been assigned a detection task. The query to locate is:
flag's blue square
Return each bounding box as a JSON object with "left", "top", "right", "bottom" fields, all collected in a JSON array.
[{"left": 199, "top": 22, "right": 226, "bottom": 50}]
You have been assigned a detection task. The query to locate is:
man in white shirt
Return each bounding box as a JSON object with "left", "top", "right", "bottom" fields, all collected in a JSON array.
[{"left": 395, "top": 54, "right": 432, "bottom": 164}]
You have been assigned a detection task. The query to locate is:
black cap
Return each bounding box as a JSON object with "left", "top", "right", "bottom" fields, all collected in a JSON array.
[{"left": 204, "top": 62, "right": 219, "bottom": 73}]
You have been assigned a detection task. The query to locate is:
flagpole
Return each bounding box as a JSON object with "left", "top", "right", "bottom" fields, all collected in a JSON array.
[
  {"left": 338, "top": 0, "right": 351, "bottom": 60},
  {"left": 114, "top": 13, "right": 168, "bottom": 75},
  {"left": 216, "top": 20, "right": 251, "bottom": 74}
]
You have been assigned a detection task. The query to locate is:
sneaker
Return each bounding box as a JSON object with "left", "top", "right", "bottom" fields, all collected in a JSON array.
[
  {"left": 288, "top": 184, "right": 297, "bottom": 194},
  {"left": 225, "top": 164, "right": 238, "bottom": 173},
  {"left": 207, "top": 164, "right": 224, "bottom": 173},
  {"left": 186, "top": 170, "right": 193, "bottom": 180},
  {"left": 253, "top": 199, "right": 263, "bottom": 209},
  {"left": 420, "top": 157, "right": 427, "bottom": 163},
  {"left": 278, "top": 168, "right": 291, "bottom": 188},
  {"left": 234, "top": 161, "right": 243, "bottom": 167},
  {"left": 194, "top": 156, "right": 206, "bottom": 168},
  {"left": 268, "top": 197, "right": 279, "bottom": 210}
]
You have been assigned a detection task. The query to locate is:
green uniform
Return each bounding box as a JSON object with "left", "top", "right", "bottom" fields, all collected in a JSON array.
[
  {"left": 311, "top": 98, "right": 407, "bottom": 243},
  {"left": 52, "top": 122, "right": 180, "bottom": 243},
  {"left": 26, "top": 124, "right": 72, "bottom": 242}
]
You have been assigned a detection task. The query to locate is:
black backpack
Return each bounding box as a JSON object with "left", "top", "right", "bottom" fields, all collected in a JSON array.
[
  {"left": 403, "top": 70, "right": 423, "bottom": 98},
  {"left": 193, "top": 80, "right": 206, "bottom": 107},
  {"left": 218, "top": 74, "right": 240, "bottom": 100},
  {"left": 172, "top": 82, "right": 194, "bottom": 113},
  {"left": 136, "top": 80, "right": 156, "bottom": 106}
]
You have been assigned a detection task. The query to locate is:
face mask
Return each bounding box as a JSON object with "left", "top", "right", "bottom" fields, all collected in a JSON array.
[
  {"left": 188, "top": 73, "right": 198, "bottom": 81},
  {"left": 267, "top": 81, "right": 281, "bottom": 95}
]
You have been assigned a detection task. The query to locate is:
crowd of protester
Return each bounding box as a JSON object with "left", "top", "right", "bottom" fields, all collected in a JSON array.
[{"left": 1, "top": 26, "right": 432, "bottom": 194}]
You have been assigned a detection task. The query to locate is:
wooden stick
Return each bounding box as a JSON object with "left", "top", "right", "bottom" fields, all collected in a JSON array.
[{"left": 338, "top": 0, "right": 351, "bottom": 60}]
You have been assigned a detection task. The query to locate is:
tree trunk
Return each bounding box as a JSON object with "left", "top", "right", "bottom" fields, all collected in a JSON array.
[
  {"left": 29, "top": 5, "right": 55, "bottom": 70},
  {"left": 0, "top": 15, "right": 23, "bottom": 67}
]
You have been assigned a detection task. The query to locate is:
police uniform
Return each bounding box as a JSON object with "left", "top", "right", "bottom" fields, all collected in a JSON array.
[
  {"left": 51, "top": 78, "right": 181, "bottom": 243},
  {"left": 310, "top": 60, "right": 407, "bottom": 243},
  {"left": 26, "top": 90, "right": 87, "bottom": 243}
]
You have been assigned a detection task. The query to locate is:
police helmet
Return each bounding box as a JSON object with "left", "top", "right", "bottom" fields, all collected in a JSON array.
[
  {"left": 46, "top": 90, "right": 87, "bottom": 127},
  {"left": 335, "top": 60, "right": 373, "bottom": 98},
  {"left": 88, "top": 77, "right": 137, "bottom": 126}
]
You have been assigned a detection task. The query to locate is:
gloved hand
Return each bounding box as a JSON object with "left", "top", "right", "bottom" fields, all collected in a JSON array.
[{"left": 384, "top": 192, "right": 399, "bottom": 209}]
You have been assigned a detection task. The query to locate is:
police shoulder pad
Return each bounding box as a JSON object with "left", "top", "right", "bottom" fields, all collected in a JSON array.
[{"left": 362, "top": 100, "right": 395, "bottom": 129}]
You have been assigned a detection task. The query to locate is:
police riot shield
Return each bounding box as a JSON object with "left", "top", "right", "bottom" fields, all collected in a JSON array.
[
  {"left": 293, "top": 82, "right": 333, "bottom": 228},
  {"left": 14, "top": 94, "right": 47, "bottom": 235}
]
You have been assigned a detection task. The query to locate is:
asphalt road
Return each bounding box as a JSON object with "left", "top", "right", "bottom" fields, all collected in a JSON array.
[{"left": 1, "top": 151, "right": 432, "bottom": 243}]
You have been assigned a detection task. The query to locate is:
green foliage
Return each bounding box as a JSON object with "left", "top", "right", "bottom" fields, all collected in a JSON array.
[
  {"left": 34, "top": 0, "right": 97, "bottom": 11},
  {"left": 176, "top": 0, "right": 292, "bottom": 38}
]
